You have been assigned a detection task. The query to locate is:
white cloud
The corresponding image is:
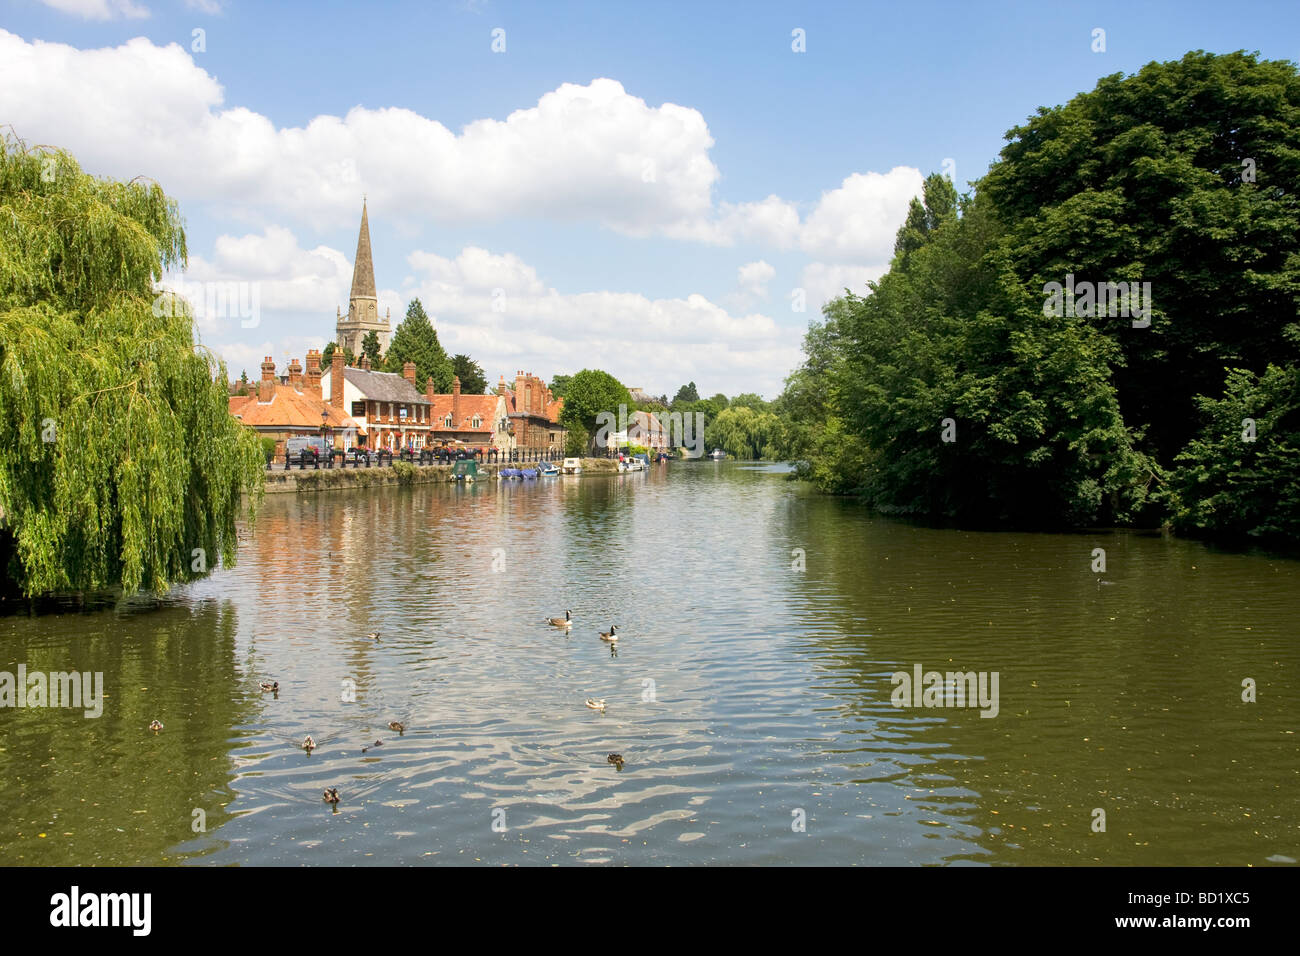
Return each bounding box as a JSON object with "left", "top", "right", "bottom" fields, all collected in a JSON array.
[
  {"left": 737, "top": 260, "right": 775, "bottom": 297},
  {"left": 799, "top": 167, "right": 922, "bottom": 262},
  {"left": 39, "top": 0, "right": 149, "bottom": 19},
  {"left": 800, "top": 262, "right": 889, "bottom": 310},
  {"left": 189, "top": 229, "right": 801, "bottom": 397},
  {"left": 185, "top": 0, "right": 223, "bottom": 13},
  {"left": 0, "top": 30, "right": 920, "bottom": 258}
]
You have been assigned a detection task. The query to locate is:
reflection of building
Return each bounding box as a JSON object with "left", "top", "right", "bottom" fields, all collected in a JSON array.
[
  {"left": 321, "top": 352, "right": 430, "bottom": 451},
  {"left": 335, "top": 200, "right": 392, "bottom": 356},
  {"left": 228, "top": 352, "right": 356, "bottom": 455},
  {"left": 497, "top": 371, "right": 565, "bottom": 452},
  {"left": 429, "top": 377, "right": 511, "bottom": 453}
]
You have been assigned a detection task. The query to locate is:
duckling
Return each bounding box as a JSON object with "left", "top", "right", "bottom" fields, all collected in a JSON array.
[
  {"left": 585, "top": 698, "right": 606, "bottom": 713},
  {"left": 388, "top": 721, "right": 405, "bottom": 735},
  {"left": 259, "top": 680, "right": 279, "bottom": 692},
  {"left": 607, "top": 753, "right": 624, "bottom": 769},
  {"left": 302, "top": 735, "right": 316, "bottom": 754},
  {"left": 548, "top": 610, "right": 573, "bottom": 628},
  {"left": 361, "top": 740, "right": 384, "bottom": 754},
  {"left": 599, "top": 625, "right": 618, "bottom": 642},
  {"left": 148, "top": 720, "right": 163, "bottom": 733},
  {"left": 322, "top": 787, "right": 340, "bottom": 805},
  {"left": 366, "top": 632, "right": 380, "bottom": 641}
]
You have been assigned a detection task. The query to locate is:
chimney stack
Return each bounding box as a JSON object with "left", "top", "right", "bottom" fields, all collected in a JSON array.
[
  {"left": 452, "top": 375, "right": 461, "bottom": 427},
  {"left": 331, "top": 348, "right": 345, "bottom": 412},
  {"left": 361, "top": 354, "right": 371, "bottom": 371},
  {"left": 258, "top": 356, "right": 276, "bottom": 403},
  {"left": 288, "top": 357, "right": 303, "bottom": 391},
  {"left": 305, "top": 349, "right": 322, "bottom": 399},
  {"left": 403, "top": 361, "right": 416, "bottom": 385}
]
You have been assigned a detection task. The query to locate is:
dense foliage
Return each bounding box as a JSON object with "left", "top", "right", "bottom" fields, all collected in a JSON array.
[
  {"left": 557, "top": 369, "right": 632, "bottom": 451},
  {"left": 0, "top": 138, "right": 264, "bottom": 596},
  {"left": 383, "top": 298, "right": 452, "bottom": 391},
  {"left": 779, "top": 51, "right": 1300, "bottom": 540},
  {"left": 451, "top": 353, "right": 487, "bottom": 394}
]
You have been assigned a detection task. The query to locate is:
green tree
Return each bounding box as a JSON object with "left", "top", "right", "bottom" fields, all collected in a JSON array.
[
  {"left": 558, "top": 369, "right": 632, "bottom": 452},
  {"left": 728, "top": 392, "right": 769, "bottom": 411},
  {"left": 672, "top": 381, "right": 699, "bottom": 406},
  {"left": 563, "top": 424, "right": 589, "bottom": 457},
  {"left": 548, "top": 373, "right": 572, "bottom": 399},
  {"left": 0, "top": 138, "right": 264, "bottom": 597},
  {"left": 319, "top": 341, "right": 354, "bottom": 371},
  {"left": 383, "top": 298, "right": 451, "bottom": 391},
  {"left": 709, "top": 393, "right": 729, "bottom": 409},
  {"left": 361, "top": 330, "right": 382, "bottom": 368},
  {"left": 452, "top": 354, "right": 487, "bottom": 394}
]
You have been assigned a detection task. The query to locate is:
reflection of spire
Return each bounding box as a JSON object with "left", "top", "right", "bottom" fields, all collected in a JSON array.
[{"left": 350, "top": 200, "right": 377, "bottom": 300}]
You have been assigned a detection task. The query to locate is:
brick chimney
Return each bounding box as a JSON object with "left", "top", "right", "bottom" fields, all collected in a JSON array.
[
  {"left": 403, "top": 361, "right": 416, "bottom": 385},
  {"left": 331, "top": 348, "right": 345, "bottom": 412},
  {"left": 288, "top": 357, "right": 303, "bottom": 391},
  {"left": 258, "top": 356, "right": 276, "bottom": 403},
  {"left": 452, "top": 374, "right": 461, "bottom": 427},
  {"left": 305, "top": 349, "right": 322, "bottom": 399},
  {"left": 361, "top": 354, "right": 371, "bottom": 371}
]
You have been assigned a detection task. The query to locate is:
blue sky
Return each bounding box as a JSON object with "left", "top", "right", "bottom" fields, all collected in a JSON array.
[{"left": 2, "top": 0, "right": 1298, "bottom": 396}]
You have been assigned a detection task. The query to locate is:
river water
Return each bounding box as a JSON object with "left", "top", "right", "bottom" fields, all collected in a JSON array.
[{"left": 2, "top": 462, "right": 1296, "bottom": 866}]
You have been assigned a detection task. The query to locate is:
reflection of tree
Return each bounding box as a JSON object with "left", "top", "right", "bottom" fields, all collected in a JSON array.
[{"left": 1, "top": 599, "right": 247, "bottom": 864}]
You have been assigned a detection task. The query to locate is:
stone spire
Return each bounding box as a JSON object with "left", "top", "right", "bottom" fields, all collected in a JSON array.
[{"left": 349, "top": 200, "right": 377, "bottom": 300}]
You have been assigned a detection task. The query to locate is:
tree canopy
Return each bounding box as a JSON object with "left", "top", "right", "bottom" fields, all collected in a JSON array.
[
  {"left": 672, "top": 381, "right": 700, "bottom": 406},
  {"left": 779, "top": 51, "right": 1300, "bottom": 539},
  {"left": 0, "top": 137, "right": 264, "bottom": 597},
  {"left": 557, "top": 369, "right": 632, "bottom": 451},
  {"left": 452, "top": 353, "right": 487, "bottom": 394},
  {"left": 383, "top": 298, "right": 451, "bottom": 391}
]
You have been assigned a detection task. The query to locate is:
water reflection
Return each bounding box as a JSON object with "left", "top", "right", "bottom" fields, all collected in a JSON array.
[{"left": 2, "top": 463, "right": 1296, "bottom": 866}]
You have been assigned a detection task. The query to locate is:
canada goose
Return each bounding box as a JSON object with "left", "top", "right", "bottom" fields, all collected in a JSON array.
[
  {"left": 148, "top": 720, "right": 163, "bottom": 733},
  {"left": 599, "top": 625, "right": 618, "bottom": 642},
  {"left": 585, "top": 698, "right": 606, "bottom": 713},
  {"left": 322, "top": 787, "right": 340, "bottom": 804},
  {"left": 302, "top": 735, "right": 317, "bottom": 753},
  {"left": 388, "top": 721, "right": 405, "bottom": 734},
  {"left": 548, "top": 610, "right": 573, "bottom": 627}
]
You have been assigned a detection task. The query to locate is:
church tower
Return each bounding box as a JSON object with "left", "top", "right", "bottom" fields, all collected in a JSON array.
[{"left": 335, "top": 200, "right": 391, "bottom": 356}]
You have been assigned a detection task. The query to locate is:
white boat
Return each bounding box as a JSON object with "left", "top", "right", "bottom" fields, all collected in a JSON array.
[
  {"left": 561, "top": 457, "right": 583, "bottom": 474},
  {"left": 709, "top": 448, "right": 726, "bottom": 460},
  {"left": 618, "top": 458, "right": 647, "bottom": 472}
]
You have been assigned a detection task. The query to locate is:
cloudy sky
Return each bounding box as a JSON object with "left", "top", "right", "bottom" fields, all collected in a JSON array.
[{"left": 3, "top": 0, "right": 1296, "bottom": 397}]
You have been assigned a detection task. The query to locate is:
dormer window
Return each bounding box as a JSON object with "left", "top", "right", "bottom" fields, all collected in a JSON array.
[
  {"left": 445, "top": 415, "right": 453, "bottom": 427},
  {"left": 472, "top": 416, "right": 481, "bottom": 429}
]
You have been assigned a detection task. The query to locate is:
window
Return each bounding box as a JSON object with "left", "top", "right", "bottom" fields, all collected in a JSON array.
[
  {"left": 445, "top": 415, "right": 453, "bottom": 427},
  {"left": 472, "top": 416, "right": 481, "bottom": 429}
]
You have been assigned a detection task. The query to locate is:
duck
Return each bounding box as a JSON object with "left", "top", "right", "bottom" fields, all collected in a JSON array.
[
  {"left": 322, "top": 787, "right": 340, "bottom": 805},
  {"left": 302, "top": 735, "right": 316, "bottom": 753},
  {"left": 585, "top": 698, "right": 606, "bottom": 713},
  {"left": 607, "top": 753, "right": 625, "bottom": 769},
  {"left": 259, "top": 680, "right": 279, "bottom": 692},
  {"left": 361, "top": 740, "right": 384, "bottom": 754},
  {"left": 599, "top": 625, "right": 618, "bottom": 642},
  {"left": 148, "top": 720, "right": 163, "bottom": 733},
  {"left": 548, "top": 610, "right": 573, "bottom": 627},
  {"left": 366, "top": 632, "right": 380, "bottom": 641},
  {"left": 388, "top": 721, "right": 405, "bottom": 735}
]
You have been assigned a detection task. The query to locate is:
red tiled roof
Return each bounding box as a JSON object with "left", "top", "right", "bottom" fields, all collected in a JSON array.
[
  {"left": 428, "top": 393, "right": 500, "bottom": 434},
  {"left": 229, "top": 386, "right": 354, "bottom": 429}
]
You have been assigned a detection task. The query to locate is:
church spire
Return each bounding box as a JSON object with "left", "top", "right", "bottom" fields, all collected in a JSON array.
[{"left": 349, "top": 199, "right": 377, "bottom": 300}]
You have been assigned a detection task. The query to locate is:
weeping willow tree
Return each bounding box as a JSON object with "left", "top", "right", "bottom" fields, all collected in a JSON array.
[{"left": 0, "top": 136, "right": 264, "bottom": 598}]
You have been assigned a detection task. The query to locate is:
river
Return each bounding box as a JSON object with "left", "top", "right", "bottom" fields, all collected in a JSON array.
[{"left": 2, "top": 462, "right": 1296, "bottom": 865}]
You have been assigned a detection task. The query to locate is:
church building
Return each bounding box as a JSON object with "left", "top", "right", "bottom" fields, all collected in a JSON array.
[{"left": 335, "top": 200, "right": 393, "bottom": 355}]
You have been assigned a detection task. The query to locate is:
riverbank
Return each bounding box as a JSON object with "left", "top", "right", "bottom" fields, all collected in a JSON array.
[{"left": 263, "top": 456, "right": 621, "bottom": 494}]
